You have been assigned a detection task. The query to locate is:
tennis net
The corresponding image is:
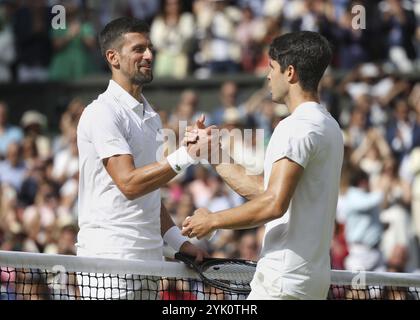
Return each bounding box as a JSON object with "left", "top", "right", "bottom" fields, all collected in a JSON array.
[{"left": 1, "top": 250, "right": 420, "bottom": 300}]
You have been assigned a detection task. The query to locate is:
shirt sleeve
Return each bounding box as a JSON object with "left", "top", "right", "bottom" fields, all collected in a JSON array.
[
  {"left": 270, "top": 127, "right": 317, "bottom": 169},
  {"left": 88, "top": 106, "right": 132, "bottom": 160}
]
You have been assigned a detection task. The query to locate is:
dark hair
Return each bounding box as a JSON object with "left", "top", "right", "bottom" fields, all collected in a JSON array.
[
  {"left": 269, "top": 31, "right": 332, "bottom": 92},
  {"left": 99, "top": 17, "right": 150, "bottom": 58},
  {"left": 349, "top": 167, "right": 369, "bottom": 187}
]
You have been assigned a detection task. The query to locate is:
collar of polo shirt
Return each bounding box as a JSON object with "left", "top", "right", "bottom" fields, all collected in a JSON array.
[{"left": 108, "top": 80, "right": 144, "bottom": 117}]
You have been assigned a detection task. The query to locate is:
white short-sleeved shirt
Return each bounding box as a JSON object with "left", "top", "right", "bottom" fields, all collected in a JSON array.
[
  {"left": 76, "top": 80, "right": 164, "bottom": 261},
  {"left": 251, "top": 102, "right": 343, "bottom": 299}
]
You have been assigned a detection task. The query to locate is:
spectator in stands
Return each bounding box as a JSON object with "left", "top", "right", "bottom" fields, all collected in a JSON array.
[
  {"left": 386, "top": 98, "right": 414, "bottom": 166},
  {"left": 329, "top": 0, "right": 369, "bottom": 69},
  {"left": 187, "top": 165, "right": 219, "bottom": 209},
  {"left": 235, "top": 5, "right": 266, "bottom": 73},
  {"left": 378, "top": 157, "right": 418, "bottom": 272},
  {"left": 0, "top": 1, "right": 15, "bottom": 82},
  {"left": 171, "top": 191, "right": 195, "bottom": 228},
  {"left": 350, "top": 128, "right": 392, "bottom": 185},
  {"left": 0, "top": 173, "right": 21, "bottom": 237},
  {"left": 150, "top": 0, "right": 195, "bottom": 78},
  {"left": 14, "top": 269, "right": 51, "bottom": 300},
  {"left": 380, "top": 0, "right": 417, "bottom": 72},
  {"left": 235, "top": 231, "right": 259, "bottom": 261},
  {"left": 52, "top": 98, "right": 84, "bottom": 155},
  {"left": 340, "top": 167, "right": 387, "bottom": 271},
  {"left": 21, "top": 180, "right": 59, "bottom": 253},
  {"left": 160, "top": 278, "right": 197, "bottom": 300},
  {"left": 12, "top": 0, "right": 52, "bottom": 82},
  {"left": 207, "top": 177, "right": 234, "bottom": 213},
  {"left": 290, "top": 0, "right": 335, "bottom": 34},
  {"left": 319, "top": 69, "right": 341, "bottom": 123},
  {"left": 127, "top": 0, "right": 161, "bottom": 24},
  {"left": 211, "top": 81, "right": 246, "bottom": 126},
  {"left": 48, "top": 0, "right": 96, "bottom": 80},
  {"left": 0, "top": 102, "right": 23, "bottom": 159},
  {"left": 330, "top": 220, "right": 349, "bottom": 270},
  {"left": 410, "top": 96, "right": 420, "bottom": 245},
  {"left": 20, "top": 110, "right": 50, "bottom": 160},
  {"left": 0, "top": 142, "right": 27, "bottom": 193},
  {"left": 51, "top": 127, "right": 78, "bottom": 186},
  {"left": 194, "top": 0, "right": 242, "bottom": 75},
  {"left": 44, "top": 223, "right": 78, "bottom": 255},
  {"left": 344, "top": 108, "right": 368, "bottom": 149},
  {"left": 168, "top": 89, "right": 211, "bottom": 134}
]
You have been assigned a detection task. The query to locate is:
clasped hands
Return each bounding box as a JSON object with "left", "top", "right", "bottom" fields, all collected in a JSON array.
[
  {"left": 181, "top": 114, "right": 219, "bottom": 239},
  {"left": 182, "top": 114, "right": 221, "bottom": 163}
]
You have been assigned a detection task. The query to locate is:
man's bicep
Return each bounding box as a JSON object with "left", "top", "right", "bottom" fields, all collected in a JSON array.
[
  {"left": 266, "top": 157, "right": 304, "bottom": 213},
  {"left": 103, "top": 154, "right": 136, "bottom": 186},
  {"left": 89, "top": 107, "right": 132, "bottom": 160}
]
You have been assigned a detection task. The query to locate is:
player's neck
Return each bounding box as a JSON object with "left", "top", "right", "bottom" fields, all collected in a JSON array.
[
  {"left": 286, "top": 89, "right": 319, "bottom": 114},
  {"left": 112, "top": 75, "right": 143, "bottom": 102}
]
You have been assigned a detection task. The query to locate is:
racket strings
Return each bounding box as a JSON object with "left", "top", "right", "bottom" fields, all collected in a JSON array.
[{"left": 202, "top": 263, "right": 255, "bottom": 283}]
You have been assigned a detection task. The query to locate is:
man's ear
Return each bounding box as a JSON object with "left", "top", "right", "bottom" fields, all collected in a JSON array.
[
  {"left": 105, "top": 49, "right": 120, "bottom": 69},
  {"left": 286, "top": 65, "right": 298, "bottom": 84}
]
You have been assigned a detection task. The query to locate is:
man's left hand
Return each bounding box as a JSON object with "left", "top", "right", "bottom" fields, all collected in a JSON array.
[
  {"left": 181, "top": 208, "right": 215, "bottom": 240},
  {"left": 179, "top": 240, "right": 209, "bottom": 263}
]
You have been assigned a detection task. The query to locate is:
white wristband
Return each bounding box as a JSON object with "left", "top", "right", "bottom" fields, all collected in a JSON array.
[
  {"left": 163, "top": 226, "right": 189, "bottom": 252},
  {"left": 166, "top": 146, "right": 197, "bottom": 174}
]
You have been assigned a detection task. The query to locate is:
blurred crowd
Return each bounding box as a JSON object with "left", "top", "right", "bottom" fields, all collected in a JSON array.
[
  {"left": 0, "top": 0, "right": 420, "bottom": 281},
  {"left": 0, "top": 0, "right": 419, "bottom": 82},
  {"left": 1, "top": 63, "right": 420, "bottom": 277}
]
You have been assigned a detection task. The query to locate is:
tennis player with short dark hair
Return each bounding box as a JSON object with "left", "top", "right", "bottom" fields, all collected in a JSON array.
[
  {"left": 182, "top": 31, "right": 344, "bottom": 300},
  {"left": 76, "top": 17, "right": 212, "bottom": 299}
]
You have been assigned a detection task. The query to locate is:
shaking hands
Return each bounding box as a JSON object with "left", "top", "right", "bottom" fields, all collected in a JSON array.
[{"left": 183, "top": 114, "right": 221, "bottom": 163}]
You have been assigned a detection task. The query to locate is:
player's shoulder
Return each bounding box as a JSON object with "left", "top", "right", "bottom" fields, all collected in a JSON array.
[
  {"left": 273, "top": 114, "right": 313, "bottom": 137},
  {"left": 83, "top": 95, "right": 123, "bottom": 121},
  {"left": 79, "top": 98, "right": 123, "bottom": 136}
]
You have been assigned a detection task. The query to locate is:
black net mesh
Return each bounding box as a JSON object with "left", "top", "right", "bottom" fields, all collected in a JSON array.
[
  {"left": 328, "top": 284, "right": 420, "bottom": 300},
  {"left": 1, "top": 252, "right": 420, "bottom": 300},
  {"left": 0, "top": 267, "right": 249, "bottom": 300}
]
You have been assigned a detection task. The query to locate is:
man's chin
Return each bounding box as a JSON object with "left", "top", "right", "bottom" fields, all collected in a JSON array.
[
  {"left": 132, "top": 73, "right": 153, "bottom": 85},
  {"left": 271, "top": 95, "right": 283, "bottom": 104}
]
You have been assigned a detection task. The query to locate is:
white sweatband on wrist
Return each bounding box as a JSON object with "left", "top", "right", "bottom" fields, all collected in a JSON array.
[
  {"left": 163, "top": 226, "right": 189, "bottom": 252},
  {"left": 166, "top": 146, "right": 197, "bottom": 174}
]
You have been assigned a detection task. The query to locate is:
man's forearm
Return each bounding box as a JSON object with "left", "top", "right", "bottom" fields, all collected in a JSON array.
[
  {"left": 114, "top": 158, "right": 177, "bottom": 200},
  {"left": 212, "top": 148, "right": 264, "bottom": 200},
  {"left": 212, "top": 191, "right": 284, "bottom": 230}
]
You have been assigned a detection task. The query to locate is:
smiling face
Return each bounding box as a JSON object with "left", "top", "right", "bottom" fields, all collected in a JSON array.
[{"left": 108, "top": 32, "right": 154, "bottom": 86}]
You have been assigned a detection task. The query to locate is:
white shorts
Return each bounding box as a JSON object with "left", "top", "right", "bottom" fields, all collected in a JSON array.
[
  {"left": 248, "top": 258, "right": 329, "bottom": 300},
  {"left": 247, "top": 289, "right": 299, "bottom": 300}
]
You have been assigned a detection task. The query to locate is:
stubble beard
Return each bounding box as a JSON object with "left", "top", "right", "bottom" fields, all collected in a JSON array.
[{"left": 132, "top": 70, "right": 153, "bottom": 86}]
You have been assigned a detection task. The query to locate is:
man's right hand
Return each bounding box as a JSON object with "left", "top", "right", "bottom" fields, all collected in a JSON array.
[
  {"left": 183, "top": 114, "right": 220, "bottom": 162},
  {"left": 181, "top": 114, "right": 206, "bottom": 145}
]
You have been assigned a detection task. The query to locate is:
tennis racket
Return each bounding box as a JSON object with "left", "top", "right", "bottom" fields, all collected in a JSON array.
[{"left": 174, "top": 252, "right": 256, "bottom": 295}]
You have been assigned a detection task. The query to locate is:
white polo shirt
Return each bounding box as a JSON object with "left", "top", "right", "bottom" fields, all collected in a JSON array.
[
  {"left": 76, "top": 80, "right": 164, "bottom": 261},
  {"left": 251, "top": 102, "right": 343, "bottom": 299}
]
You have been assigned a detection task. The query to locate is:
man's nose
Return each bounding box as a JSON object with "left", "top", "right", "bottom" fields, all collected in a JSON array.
[{"left": 143, "top": 47, "right": 153, "bottom": 61}]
